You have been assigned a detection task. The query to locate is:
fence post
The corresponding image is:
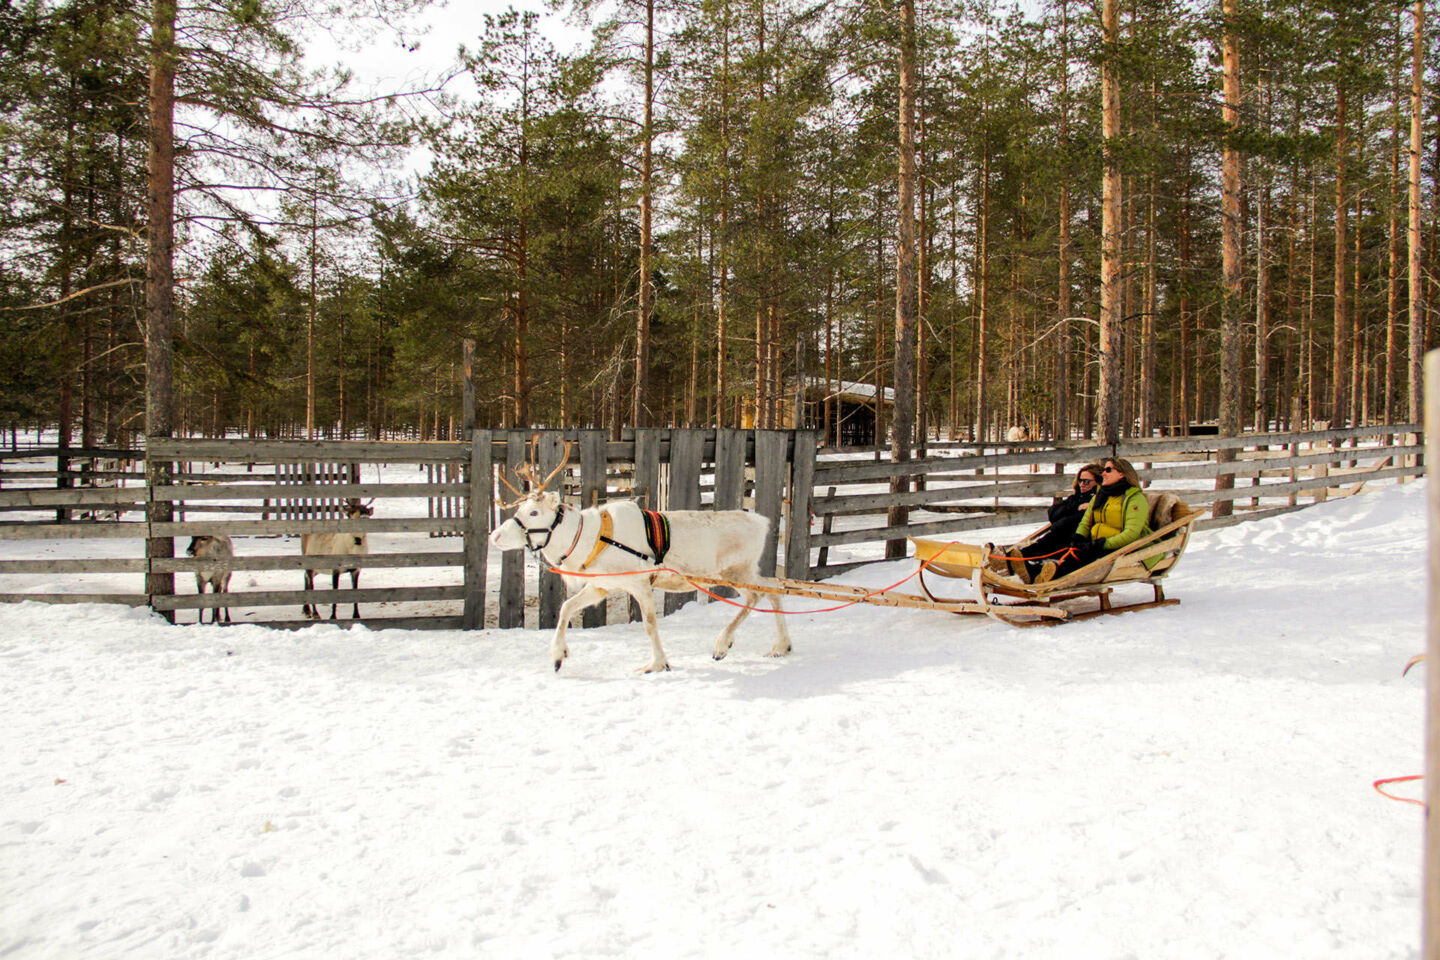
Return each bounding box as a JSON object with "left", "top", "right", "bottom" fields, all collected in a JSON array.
[
  {"left": 713, "top": 428, "right": 747, "bottom": 511},
  {"left": 664, "top": 428, "right": 705, "bottom": 614},
  {"left": 753, "top": 430, "right": 789, "bottom": 578},
  {"left": 463, "top": 428, "right": 492, "bottom": 630},
  {"left": 1425, "top": 352, "right": 1440, "bottom": 960},
  {"left": 144, "top": 446, "right": 175, "bottom": 624},
  {"left": 463, "top": 434, "right": 492, "bottom": 630},
  {"left": 630, "top": 428, "right": 663, "bottom": 621},
  {"left": 537, "top": 432, "right": 569, "bottom": 629},
  {"left": 499, "top": 432, "right": 526, "bottom": 628},
  {"left": 579, "top": 428, "right": 609, "bottom": 628},
  {"left": 786, "top": 429, "right": 817, "bottom": 579}
]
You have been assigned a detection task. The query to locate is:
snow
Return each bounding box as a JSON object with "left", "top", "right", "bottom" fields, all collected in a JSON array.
[{"left": 0, "top": 480, "right": 1428, "bottom": 959}]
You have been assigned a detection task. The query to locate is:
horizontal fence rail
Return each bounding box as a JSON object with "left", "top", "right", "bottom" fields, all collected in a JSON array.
[
  {"left": 0, "top": 429, "right": 817, "bottom": 632},
  {"left": 805, "top": 424, "right": 1422, "bottom": 577},
  {"left": 0, "top": 423, "right": 1421, "bottom": 624}
]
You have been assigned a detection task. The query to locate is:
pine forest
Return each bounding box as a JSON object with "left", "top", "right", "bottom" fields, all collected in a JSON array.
[{"left": 0, "top": 0, "right": 1433, "bottom": 448}]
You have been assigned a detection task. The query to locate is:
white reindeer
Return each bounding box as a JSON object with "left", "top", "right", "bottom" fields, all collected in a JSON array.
[
  {"left": 488, "top": 443, "right": 791, "bottom": 673},
  {"left": 301, "top": 499, "right": 372, "bottom": 620},
  {"left": 186, "top": 534, "right": 233, "bottom": 624}
]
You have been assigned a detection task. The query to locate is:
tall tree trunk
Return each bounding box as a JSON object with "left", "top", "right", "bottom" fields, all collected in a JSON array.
[
  {"left": 1254, "top": 78, "right": 1272, "bottom": 433},
  {"left": 1332, "top": 83, "right": 1350, "bottom": 425},
  {"left": 515, "top": 217, "right": 530, "bottom": 427},
  {"left": 1351, "top": 122, "right": 1366, "bottom": 426},
  {"left": 1056, "top": 0, "right": 1072, "bottom": 442},
  {"left": 715, "top": 4, "right": 732, "bottom": 428},
  {"left": 1387, "top": 29, "right": 1402, "bottom": 426},
  {"left": 916, "top": 83, "right": 930, "bottom": 452},
  {"left": 887, "top": 0, "right": 918, "bottom": 559},
  {"left": 1307, "top": 175, "right": 1319, "bottom": 425},
  {"left": 1097, "top": 0, "right": 1122, "bottom": 443},
  {"left": 1409, "top": 0, "right": 1425, "bottom": 423},
  {"left": 1140, "top": 130, "right": 1157, "bottom": 437},
  {"left": 974, "top": 148, "right": 990, "bottom": 443},
  {"left": 633, "top": 0, "right": 655, "bottom": 426},
  {"left": 338, "top": 312, "right": 347, "bottom": 437},
  {"left": 1215, "top": 0, "right": 1243, "bottom": 518},
  {"left": 145, "top": 0, "right": 177, "bottom": 616},
  {"left": 1179, "top": 171, "right": 1192, "bottom": 434},
  {"left": 1254, "top": 190, "right": 1270, "bottom": 433}
]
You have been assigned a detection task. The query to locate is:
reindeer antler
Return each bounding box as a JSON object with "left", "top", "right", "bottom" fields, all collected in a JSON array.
[
  {"left": 496, "top": 436, "right": 576, "bottom": 506},
  {"left": 535, "top": 439, "right": 576, "bottom": 493},
  {"left": 496, "top": 465, "right": 528, "bottom": 508}
]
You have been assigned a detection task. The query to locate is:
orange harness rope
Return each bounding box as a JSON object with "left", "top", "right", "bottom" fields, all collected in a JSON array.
[
  {"left": 546, "top": 540, "right": 966, "bottom": 615},
  {"left": 1373, "top": 775, "right": 1426, "bottom": 808}
]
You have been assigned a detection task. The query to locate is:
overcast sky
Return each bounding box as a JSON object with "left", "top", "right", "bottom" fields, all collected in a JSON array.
[
  {"left": 298, "top": 0, "right": 591, "bottom": 182},
  {"left": 307, "top": 0, "right": 590, "bottom": 106}
]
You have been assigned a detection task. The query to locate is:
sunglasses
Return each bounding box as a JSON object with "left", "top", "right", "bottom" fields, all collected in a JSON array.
[
  {"left": 1102, "top": 466, "right": 1121, "bottom": 475},
  {"left": 1078, "top": 477, "right": 1097, "bottom": 486}
]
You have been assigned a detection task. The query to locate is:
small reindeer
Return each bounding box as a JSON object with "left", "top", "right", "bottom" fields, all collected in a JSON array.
[
  {"left": 186, "top": 535, "right": 234, "bottom": 624},
  {"left": 301, "top": 499, "right": 373, "bottom": 620}
]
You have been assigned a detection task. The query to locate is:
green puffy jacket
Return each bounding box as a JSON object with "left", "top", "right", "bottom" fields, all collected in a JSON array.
[{"left": 1076, "top": 485, "right": 1152, "bottom": 554}]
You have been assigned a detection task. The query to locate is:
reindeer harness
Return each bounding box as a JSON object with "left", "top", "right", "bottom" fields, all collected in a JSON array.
[
  {"left": 503, "top": 436, "right": 670, "bottom": 570},
  {"left": 514, "top": 504, "right": 672, "bottom": 570}
]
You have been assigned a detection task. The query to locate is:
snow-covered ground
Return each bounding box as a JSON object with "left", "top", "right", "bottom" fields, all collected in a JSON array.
[{"left": 0, "top": 480, "right": 1428, "bottom": 959}]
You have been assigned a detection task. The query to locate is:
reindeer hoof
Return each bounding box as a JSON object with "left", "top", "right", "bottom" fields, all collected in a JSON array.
[
  {"left": 554, "top": 659, "right": 564, "bottom": 673},
  {"left": 641, "top": 662, "right": 671, "bottom": 674}
]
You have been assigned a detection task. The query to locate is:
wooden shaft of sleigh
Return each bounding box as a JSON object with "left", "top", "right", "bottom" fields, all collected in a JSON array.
[{"left": 681, "top": 574, "right": 1070, "bottom": 620}]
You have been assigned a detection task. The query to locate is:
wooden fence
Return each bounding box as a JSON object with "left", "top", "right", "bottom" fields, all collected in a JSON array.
[
  {"left": 0, "top": 423, "right": 1422, "bottom": 627},
  {"left": 807, "top": 423, "right": 1423, "bottom": 576},
  {"left": 0, "top": 429, "right": 816, "bottom": 630}
]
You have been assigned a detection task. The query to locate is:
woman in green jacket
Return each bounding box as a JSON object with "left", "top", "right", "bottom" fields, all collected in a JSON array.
[{"left": 1034, "top": 457, "right": 1152, "bottom": 583}]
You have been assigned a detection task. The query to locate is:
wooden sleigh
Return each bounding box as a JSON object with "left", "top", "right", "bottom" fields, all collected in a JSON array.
[{"left": 909, "top": 492, "right": 1202, "bottom": 626}]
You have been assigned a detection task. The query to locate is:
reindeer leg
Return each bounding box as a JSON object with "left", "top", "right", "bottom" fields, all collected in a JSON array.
[
  {"left": 550, "top": 585, "right": 607, "bottom": 672},
  {"left": 713, "top": 593, "right": 756, "bottom": 660},
  {"left": 765, "top": 592, "right": 792, "bottom": 657},
  {"left": 625, "top": 584, "right": 669, "bottom": 673},
  {"left": 303, "top": 568, "right": 318, "bottom": 620},
  {"left": 349, "top": 568, "right": 360, "bottom": 620},
  {"left": 330, "top": 569, "right": 340, "bottom": 620},
  {"left": 195, "top": 575, "right": 208, "bottom": 624},
  {"left": 220, "top": 573, "right": 231, "bottom": 624}
]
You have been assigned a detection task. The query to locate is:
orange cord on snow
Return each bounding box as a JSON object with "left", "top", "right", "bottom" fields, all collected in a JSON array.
[
  {"left": 546, "top": 541, "right": 967, "bottom": 615},
  {"left": 1373, "top": 775, "right": 1426, "bottom": 808}
]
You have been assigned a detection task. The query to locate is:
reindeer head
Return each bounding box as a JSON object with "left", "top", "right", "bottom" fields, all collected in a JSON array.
[{"left": 490, "top": 437, "right": 576, "bottom": 552}]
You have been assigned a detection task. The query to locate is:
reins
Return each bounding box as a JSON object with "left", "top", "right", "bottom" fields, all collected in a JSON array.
[{"left": 543, "top": 540, "right": 966, "bottom": 615}]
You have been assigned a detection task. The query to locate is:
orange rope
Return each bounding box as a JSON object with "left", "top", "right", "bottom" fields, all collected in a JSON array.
[
  {"left": 546, "top": 540, "right": 967, "bottom": 615},
  {"left": 1373, "top": 775, "right": 1426, "bottom": 808}
]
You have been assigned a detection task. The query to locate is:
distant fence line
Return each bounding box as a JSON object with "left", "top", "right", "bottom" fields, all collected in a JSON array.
[
  {"left": 0, "top": 423, "right": 1422, "bottom": 627},
  {"left": 807, "top": 422, "right": 1422, "bottom": 577}
]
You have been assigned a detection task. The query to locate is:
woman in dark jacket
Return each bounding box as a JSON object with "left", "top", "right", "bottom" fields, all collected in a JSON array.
[
  {"left": 1000, "top": 463, "right": 1103, "bottom": 582},
  {"left": 1032, "top": 457, "right": 1152, "bottom": 584}
]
